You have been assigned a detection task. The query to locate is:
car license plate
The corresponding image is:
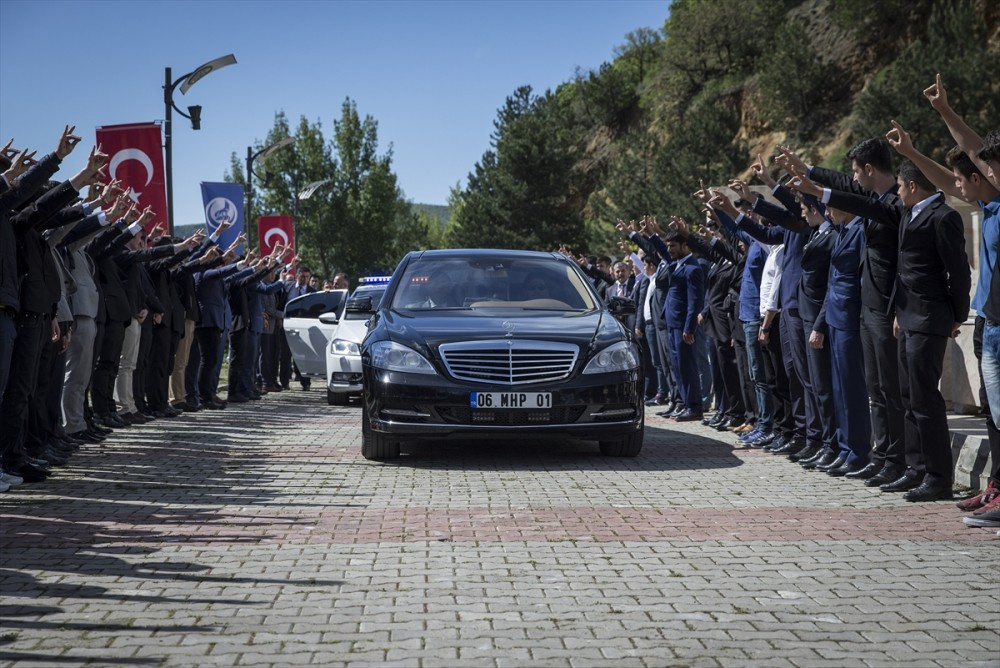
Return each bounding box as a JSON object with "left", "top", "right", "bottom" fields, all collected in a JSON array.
[{"left": 470, "top": 392, "right": 552, "bottom": 409}]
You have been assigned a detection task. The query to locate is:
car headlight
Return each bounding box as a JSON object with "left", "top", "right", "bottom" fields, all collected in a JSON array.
[
  {"left": 330, "top": 339, "right": 361, "bottom": 356},
  {"left": 582, "top": 341, "right": 639, "bottom": 374},
  {"left": 370, "top": 340, "right": 437, "bottom": 375}
]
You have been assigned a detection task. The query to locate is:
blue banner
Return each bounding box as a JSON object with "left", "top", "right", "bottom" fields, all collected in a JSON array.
[{"left": 200, "top": 182, "right": 244, "bottom": 254}]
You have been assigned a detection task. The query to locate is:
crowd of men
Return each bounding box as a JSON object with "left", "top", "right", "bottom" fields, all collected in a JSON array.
[
  {"left": 574, "top": 75, "right": 999, "bottom": 531},
  {"left": 1, "top": 75, "right": 998, "bottom": 534},
  {"left": 0, "top": 129, "right": 345, "bottom": 489}
]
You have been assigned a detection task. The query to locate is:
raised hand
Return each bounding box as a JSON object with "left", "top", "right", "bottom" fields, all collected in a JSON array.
[
  {"left": 708, "top": 191, "right": 738, "bottom": 218},
  {"left": 123, "top": 202, "right": 140, "bottom": 224},
  {"left": 693, "top": 179, "right": 711, "bottom": 203},
  {"left": 751, "top": 154, "right": 777, "bottom": 188},
  {"left": 776, "top": 145, "right": 809, "bottom": 177},
  {"left": 786, "top": 173, "right": 822, "bottom": 197},
  {"left": 728, "top": 178, "right": 753, "bottom": 202},
  {"left": 669, "top": 216, "right": 690, "bottom": 237},
  {"left": 923, "top": 73, "right": 949, "bottom": 112},
  {"left": 4, "top": 148, "right": 38, "bottom": 180},
  {"left": 102, "top": 180, "right": 124, "bottom": 205},
  {"left": 645, "top": 216, "right": 663, "bottom": 236},
  {"left": 108, "top": 195, "right": 130, "bottom": 221},
  {"left": 0, "top": 138, "right": 17, "bottom": 160},
  {"left": 885, "top": 119, "right": 915, "bottom": 156},
  {"left": 56, "top": 125, "right": 81, "bottom": 159}
]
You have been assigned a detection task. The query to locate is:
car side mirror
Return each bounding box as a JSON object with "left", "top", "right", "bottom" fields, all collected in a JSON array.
[
  {"left": 318, "top": 311, "right": 340, "bottom": 325},
  {"left": 606, "top": 296, "right": 636, "bottom": 318}
]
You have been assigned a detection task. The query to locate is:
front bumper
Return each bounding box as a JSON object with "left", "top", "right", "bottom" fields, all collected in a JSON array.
[{"left": 363, "top": 366, "right": 643, "bottom": 440}]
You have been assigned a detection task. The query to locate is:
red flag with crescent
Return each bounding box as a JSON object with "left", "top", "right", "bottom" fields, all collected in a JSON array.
[
  {"left": 258, "top": 215, "right": 294, "bottom": 257},
  {"left": 95, "top": 122, "right": 167, "bottom": 235}
]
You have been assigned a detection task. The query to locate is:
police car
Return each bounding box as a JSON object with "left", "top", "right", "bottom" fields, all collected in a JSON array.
[{"left": 320, "top": 276, "right": 391, "bottom": 405}]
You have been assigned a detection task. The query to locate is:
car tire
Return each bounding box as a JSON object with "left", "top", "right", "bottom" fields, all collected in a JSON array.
[
  {"left": 361, "top": 409, "right": 400, "bottom": 460},
  {"left": 327, "top": 389, "right": 349, "bottom": 406},
  {"left": 599, "top": 429, "right": 643, "bottom": 457}
]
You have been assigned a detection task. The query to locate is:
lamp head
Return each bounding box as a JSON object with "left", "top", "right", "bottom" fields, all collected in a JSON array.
[{"left": 188, "top": 105, "right": 202, "bottom": 130}]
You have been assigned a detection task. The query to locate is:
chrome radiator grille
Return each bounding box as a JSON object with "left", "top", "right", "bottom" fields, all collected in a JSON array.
[{"left": 439, "top": 340, "right": 579, "bottom": 385}]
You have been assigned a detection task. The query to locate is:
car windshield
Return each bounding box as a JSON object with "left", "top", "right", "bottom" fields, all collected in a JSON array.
[{"left": 390, "top": 256, "right": 598, "bottom": 312}]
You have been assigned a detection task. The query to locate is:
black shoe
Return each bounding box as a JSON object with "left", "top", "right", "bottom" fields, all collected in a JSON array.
[
  {"left": 845, "top": 461, "right": 882, "bottom": 480},
  {"left": 817, "top": 453, "right": 848, "bottom": 472},
  {"left": 26, "top": 456, "right": 52, "bottom": 471},
  {"left": 88, "top": 420, "right": 112, "bottom": 434},
  {"left": 880, "top": 471, "right": 921, "bottom": 493},
  {"left": 801, "top": 448, "right": 835, "bottom": 470},
  {"left": 828, "top": 459, "right": 866, "bottom": 477},
  {"left": 903, "top": 480, "right": 954, "bottom": 502},
  {"left": 9, "top": 462, "right": 50, "bottom": 482},
  {"left": 99, "top": 413, "right": 126, "bottom": 429},
  {"left": 182, "top": 400, "right": 202, "bottom": 412},
  {"left": 227, "top": 393, "right": 249, "bottom": 403},
  {"left": 69, "top": 430, "right": 102, "bottom": 444},
  {"left": 788, "top": 444, "right": 819, "bottom": 462},
  {"left": 673, "top": 409, "right": 703, "bottom": 422},
  {"left": 866, "top": 464, "right": 903, "bottom": 487},
  {"left": 84, "top": 427, "right": 107, "bottom": 441},
  {"left": 204, "top": 399, "right": 226, "bottom": 410},
  {"left": 42, "top": 447, "right": 68, "bottom": 466},
  {"left": 301, "top": 379, "right": 311, "bottom": 391},
  {"left": 764, "top": 434, "right": 790, "bottom": 452},
  {"left": 212, "top": 395, "right": 229, "bottom": 407},
  {"left": 248, "top": 392, "right": 262, "bottom": 401},
  {"left": 717, "top": 418, "right": 742, "bottom": 432}
]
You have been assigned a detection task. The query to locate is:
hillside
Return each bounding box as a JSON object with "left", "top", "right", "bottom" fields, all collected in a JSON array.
[{"left": 445, "top": 0, "right": 1000, "bottom": 253}]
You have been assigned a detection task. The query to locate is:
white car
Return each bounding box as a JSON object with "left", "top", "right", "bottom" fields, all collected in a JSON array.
[
  {"left": 321, "top": 278, "right": 390, "bottom": 405},
  {"left": 283, "top": 289, "right": 349, "bottom": 381}
]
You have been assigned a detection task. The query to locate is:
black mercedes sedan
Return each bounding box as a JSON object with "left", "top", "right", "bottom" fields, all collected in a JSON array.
[{"left": 359, "top": 248, "right": 644, "bottom": 460}]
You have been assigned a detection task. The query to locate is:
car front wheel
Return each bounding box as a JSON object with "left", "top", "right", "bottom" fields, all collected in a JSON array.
[
  {"left": 327, "top": 389, "right": 349, "bottom": 406},
  {"left": 599, "top": 429, "right": 643, "bottom": 457},
  {"left": 361, "top": 408, "right": 400, "bottom": 460}
]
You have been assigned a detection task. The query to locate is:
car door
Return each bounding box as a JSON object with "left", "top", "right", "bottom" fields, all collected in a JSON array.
[{"left": 283, "top": 290, "right": 348, "bottom": 377}]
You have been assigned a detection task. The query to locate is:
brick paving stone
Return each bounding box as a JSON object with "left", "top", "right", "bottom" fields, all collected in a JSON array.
[{"left": 1, "top": 394, "right": 998, "bottom": 667}]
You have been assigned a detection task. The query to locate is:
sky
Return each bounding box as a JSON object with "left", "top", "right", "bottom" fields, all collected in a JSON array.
[{"left": 0, "top": 0, "right": 667, "bottom": 227}]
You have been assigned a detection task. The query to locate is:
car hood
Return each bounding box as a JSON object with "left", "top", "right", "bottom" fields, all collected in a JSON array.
[{"left": 380, "top": 309, "right": 626, "bottom": 357}]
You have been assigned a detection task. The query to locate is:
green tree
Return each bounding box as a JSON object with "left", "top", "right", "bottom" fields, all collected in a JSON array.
[
  {"left": 448, "top": 86, "right": 585, "bottom": 251},
  {"left": 231, "top": 100, "right": 428, "bottom": 280}
]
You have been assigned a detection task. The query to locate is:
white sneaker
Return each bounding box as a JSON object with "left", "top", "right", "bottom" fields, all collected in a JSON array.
[{"left": 0, "top": 470, "right": 24, "bottom": 486}]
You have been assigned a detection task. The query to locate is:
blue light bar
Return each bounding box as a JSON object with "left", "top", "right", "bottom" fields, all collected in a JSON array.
[{"left": 359, "top": 276, "right": 393, "bottom": 285}]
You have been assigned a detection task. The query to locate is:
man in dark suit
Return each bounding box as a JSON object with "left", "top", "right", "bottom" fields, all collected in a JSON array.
[
  {"left": 792, "top": 160, "right": 971, "bottom": 501},
  {"left": 282, "top": 265, "right": 316, "bottom": 390},
  {"left": 780, "top": 140, "right": 904, "bottom": 487},
  {"left": 646, "top": 228, "right": 706, "bottom": 421}
]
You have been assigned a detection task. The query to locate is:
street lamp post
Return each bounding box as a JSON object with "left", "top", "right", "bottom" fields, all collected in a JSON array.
[
  {"left": 163, "top": 53, "right": 237, "bottom": 236},
  {"left": 296, "top": 178, "right": 332, "bottom": 272},
  {"left": 245, "top": 137, "right": 296, "bottom": 252}
]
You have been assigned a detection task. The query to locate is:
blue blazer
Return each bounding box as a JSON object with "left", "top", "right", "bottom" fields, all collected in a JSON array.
[
  {"left": 195, "top": 262, "right": 243, "bottom": 330},
  {"left": 817, "top": 217, "right": 865, "bottom": 332}
]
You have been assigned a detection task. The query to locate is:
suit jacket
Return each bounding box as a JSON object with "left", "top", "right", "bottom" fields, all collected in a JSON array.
[
  {"left": 810, "top": 166, "right": 900, "bottom": 313},
  {"left": 646, "top": 235, "right": 705, "bottom": 333},
  {"left": 196, "top": 261, "right": 243, "bottom": 330},
  {"left": 827, "top": 190, "right": 971, "bottom": 337},
  {"left": 817, "top": 217, "right": 865, "bottom": 332},
  {"left": 797, "top": 222, "right": 836, "bottom": 327},
  {"left": 688, "top": 235, "right": 742, "bottom": 342}
]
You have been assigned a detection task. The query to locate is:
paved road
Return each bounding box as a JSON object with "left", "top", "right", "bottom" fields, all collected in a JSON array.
[{"left": 1, "top": 391, "right": 997, "bottom": 667}]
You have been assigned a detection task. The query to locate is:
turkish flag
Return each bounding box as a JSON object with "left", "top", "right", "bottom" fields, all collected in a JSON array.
[
  {"left": 95, "top": 122, "right": 167, "bottom": 235},
  {"left": 258, "top": 215, "right": 294, "bottom": 257}
]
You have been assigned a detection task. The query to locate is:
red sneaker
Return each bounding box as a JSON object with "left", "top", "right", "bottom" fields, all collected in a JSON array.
[
  {"left": 957, "top": 481, "right": 997, "bottom": 511},
  {"left": 972, "top": 488, "right": 1000, "bottom": 515}
]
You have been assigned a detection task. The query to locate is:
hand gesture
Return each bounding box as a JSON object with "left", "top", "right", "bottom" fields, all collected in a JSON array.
[
  {"left": 123, "top": 202, "right": 140, "bottom": 224},
  {"left": 614, "top": 219, "right": 629, "bottom": 238},
  {"left": 108, "top": 195, "right": 130, "bottom": 221},
  {"left": 217, "top": 217, "right": 233, "bottom": 234},
  {"left": 669, "top": 216, "right": 690, "bottom": 237},
  {"left": 885, "top": 119, "right": 914, "bottom": 156},
  {"left": 202, "top": 246, "right": 221, "bottom": 263},
  {"left": 751, "top": 154, "right": 777, "bottom": 188},
  {"left": 708, "top": 191, "right": 738, "bottom": 218},
  {"left": 617, "top": 239, "right": 629, "bottom": 253},
  {"left": 139, "top": 207, "right": 158, "bottom": 229},
  {"left": 147, "top": 220, "right": 165, "bottom": 240},
  {"left": 0, "top": 138, "right": 18, "bottom": 160},
  {"left": 56, "top": 125, "right": 81, "bottom": 159},
  {"left": 4, "top": 148, "right": 38, "bottom": 181},
  {"left": 728, "top": 178, "right": 753, "bottom": 202},
  {"left": 102, "top": 180, "right": 124, "bottom": 205},
  {"left": 646, "top": 216, "right": 663, "bottom": 236},
  {"left": 693, "top": 179, "right": 711, "bottom": 203},
  {"left": 775, "top": 145, "right": 808, "bottom": 177},
  {"left": 785, "top": 173, "right": 822, "bottom": 198},
  {"left": 923, "top": 73, "right": 949, "bottom": 112}
]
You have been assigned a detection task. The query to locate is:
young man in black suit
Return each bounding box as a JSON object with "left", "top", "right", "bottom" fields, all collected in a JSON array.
[{"left": 790, "top": 160, "right": 972, "bottom": 501}]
